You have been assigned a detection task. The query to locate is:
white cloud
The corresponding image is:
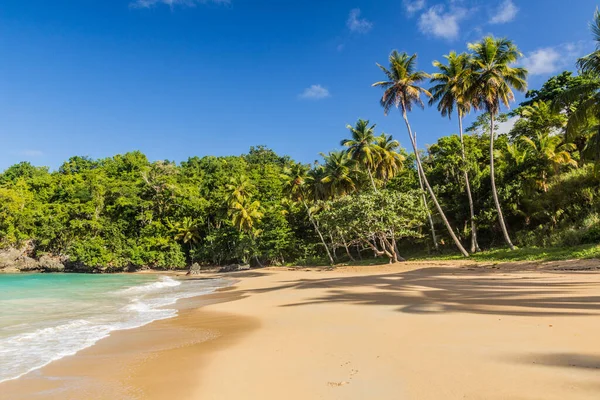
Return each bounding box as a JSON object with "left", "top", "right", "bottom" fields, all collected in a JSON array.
[
  {"left": 18, "top": 150, "right": 43, "bottom": 157},
  {"left": 346, "top": 9, "right": 373, "bottom": 34},
  {"left": 403, "top": 0, "right": 426, "bottom": 16},
  {"left": 497, "top": 116, "right": 518, "bottom": 135},
  {"left": 522, "top": 43, "right": 583, "bottom": 76},
  {"left": 418, "top": 5, "right": 467, "bottom": 40},
  {"left": 299, "top": 85, "right": 330, "bottom": 100},
  {"left": 131, "top": 0, "right": 230, "bottom": 8},
  {"left": 489, "top": 0, "right": 518, "bottom": 24}
]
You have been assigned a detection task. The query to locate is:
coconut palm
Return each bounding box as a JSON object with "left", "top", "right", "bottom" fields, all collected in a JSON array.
[
  {"left": 321, "top": 151, "right": 357, "bottom": 198},
  {"left": 341, "top": 119, "right": 380, "bottom": 191},
  {"left": 282, "top": 162, "right": 335, "bottom": 265},
  {"left": 577, "top": 8, "right": 600, "bottom": 76},
  {"left": 430, "top": 51, "right": 481, "bottom": 252},
  {"left": 226, "top": 175, "right": 255, "bottom": 207},
  {"left": 414, "top": 133, "right": 439, "bottom": 251},
  {"left": 467, "top": 37, "right": 528, "bottom": 250},
  {"left": 373, "top": 50, "right": 469, "bottom": 257},
  {"left": 521, "top": 133, "right": 577, "bottom": 192},
  {"left": 229, "top": 198, "right": 263, "bottom": 235},
  {"left": 555, "top": 10, "right": 600, "bottom": 169},
  {"left": 172, "top": 216, "right": 201, "bottom": 245},
  {"left": 373, "top": 133, "right": 405, "bottom": 185}
]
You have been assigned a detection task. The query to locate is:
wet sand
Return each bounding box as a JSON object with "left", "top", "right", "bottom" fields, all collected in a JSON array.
[{"left": 2, "top": 261, "right": 600, "bottom": 399}]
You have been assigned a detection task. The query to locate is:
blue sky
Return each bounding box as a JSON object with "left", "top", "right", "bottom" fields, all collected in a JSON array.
[{"left": 0, "top": 0, "right": 597, "bottom": 170}]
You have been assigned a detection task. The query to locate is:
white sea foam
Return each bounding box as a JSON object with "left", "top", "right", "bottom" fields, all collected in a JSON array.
[
  {"left": 117, "top": 275, "right": 181, "bottom": 294},
  {"left": 0, "top": 276, "right": 231, "bottom": 383}
]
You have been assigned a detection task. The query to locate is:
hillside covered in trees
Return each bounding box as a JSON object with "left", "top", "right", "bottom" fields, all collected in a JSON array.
[{"left": 2, "top": 13, "right": 600, "bottom": 272}]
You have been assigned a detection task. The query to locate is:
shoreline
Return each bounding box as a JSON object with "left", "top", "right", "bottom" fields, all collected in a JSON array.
[{"left": 2, "top": 262, "right": 600, "bottom": 399}]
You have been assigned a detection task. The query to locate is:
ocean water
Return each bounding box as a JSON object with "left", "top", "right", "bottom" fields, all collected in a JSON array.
[{"left": 0, "top": 273, "right": 230, "bottom": 383}]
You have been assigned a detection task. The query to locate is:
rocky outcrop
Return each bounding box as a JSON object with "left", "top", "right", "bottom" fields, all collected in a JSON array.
[
  {"left": 0, "top": 246, "right": 65, "bottom": 273},
  {"left": 218, "top": 263, "right": 251, "bottom": 273},
  {"left": 38, "top": 255, "right": 65, "bottom": 272}
]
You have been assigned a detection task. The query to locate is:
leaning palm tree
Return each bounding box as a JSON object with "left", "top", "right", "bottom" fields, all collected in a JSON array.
[
  {"left": 373, "top": 50, "right": 469, "bottom": 257},
  {"left": 373, "top": 133, "right": 405, "bottom": 185},
  {"left": 467, "top": 37, "right": 528, "bottom": 250},
  {"left": 430, "top": 51, "right": 481, "bottom": 252},
  {"left": 341, "top": 119, "right": 380, "bottom": 191},
  {"left": 282, "top": 162, "right": 335, "bottom": 265}
]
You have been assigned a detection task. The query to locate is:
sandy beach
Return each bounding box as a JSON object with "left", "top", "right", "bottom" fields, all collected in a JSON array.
[{"left": 2, "top": 261, "right": 600, "bottom": 399}]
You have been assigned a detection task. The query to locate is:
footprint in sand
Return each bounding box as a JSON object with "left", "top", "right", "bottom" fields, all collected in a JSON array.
[{"left": 327, "top": 381, "right": 350, "bottom": 387}]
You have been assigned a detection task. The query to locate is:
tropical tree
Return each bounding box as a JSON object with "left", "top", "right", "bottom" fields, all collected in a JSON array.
[
  {"left": 282, "top": 162, "right": 335, "bottom": 265},
  {"left": 430, "top": 51, "right": 481, "bottom": 252},
  {"left": 373, "top": 50, "right": 470, "bottom": 257},
  {"left": 521, "top": 133, "right": 577, "bottom": 192},
  {"left": 553, "top": 11, "right": 600, "bottom": 169},
  {"left": 321, "top": 151, "right": 357, "bottom": 198},
  {"left": 341, "top": 119, "right": 380, "bottom": 191},
  {"left": 468, "top": 37, "right": 528, "bottom": 250},
  {"left": 373, "top": 133, "right": 405, "bottom": 185}
]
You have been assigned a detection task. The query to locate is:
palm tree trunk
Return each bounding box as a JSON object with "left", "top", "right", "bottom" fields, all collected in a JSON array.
[
  {"left": 403, "top": 110, "right": 469, "bottom": 257},
  {"left": 458, "top": 114, "right": 481, "bottom": 253},
  {"left": 489, "top": 113, "right": 516, "bottom": 250},
  {"left": 367, "top": 168, "right": 378, "bottom": 192},
  {"left": 415, "top": 133, "right": 439, "bottom": 251},
  {"left": 303, "top": 200, "right": 335, "bottom": 265}
]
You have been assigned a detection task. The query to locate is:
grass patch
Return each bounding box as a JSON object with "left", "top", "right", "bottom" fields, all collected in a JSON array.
[{"left": 413, "top": 244, "right": 600, "bottom": 263}]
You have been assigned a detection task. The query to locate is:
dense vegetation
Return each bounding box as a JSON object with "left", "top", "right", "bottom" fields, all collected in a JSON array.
[{"left": 2, "top": 12, "right": 600, "bottom": 271}]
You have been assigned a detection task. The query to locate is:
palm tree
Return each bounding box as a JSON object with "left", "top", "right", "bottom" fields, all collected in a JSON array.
[
  {"left": 430, "top": 51, "right": 481, "bottom": 252},
  {"left": 172, "top": 216, "right": 201, "bottom": 245},
  {"left": 226, "top": 175, "right": 255, "bottom": 207},
  {"left": 414, "top": 133, "right": 439, "bottom": 251},
  {"left": 373, "top": 133, "right": 405, "bottom": 185},
  {"left": 554, "top": 10, "right": 600, "bottom": 170},
  {"left": 373, "top": 50, "right": 469, "bottom": 257},
  {"left": 468, "top": 37, "right": 528, "bottom": 250},
  {"left": 229, "top": 198, "right": 263, "bottom": 234},
  {"left": 521, "top": 133, "right": 577, "bottom": 192},
  {"left": 341, "top": 119, "right": 380, "bottom": 191},
  {"left": 577, "top": 8, "right": 600, "bottom": 76},
  {"left": 282, "top": 162, "right": 335, "bottom": 265},
  {"left": 321, "top": 151, "right": 357, "bottom": 198}
]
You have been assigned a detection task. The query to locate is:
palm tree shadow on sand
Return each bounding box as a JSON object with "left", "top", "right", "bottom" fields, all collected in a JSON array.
[{"left": 246, "top": 267, "right": 600, "bottom": 317}]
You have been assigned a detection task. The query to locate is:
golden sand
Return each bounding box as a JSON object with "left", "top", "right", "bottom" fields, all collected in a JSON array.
[{"left": 2, "top": 262, "right": 600, "bottom": 399}]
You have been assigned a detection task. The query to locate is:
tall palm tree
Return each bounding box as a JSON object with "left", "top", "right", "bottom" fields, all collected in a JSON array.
[
  {"left": 341, "top": 119, "right": 380, "bottom": 191},
  {"left": 414, "top": 133, "right": 439, "bottom": 251},
  {"left": 321, "top": 151, "right": 357, "bottom": 198},
  {"left": 373, "top": 133, "right": 405, "bottom": 185},
  {"left": 373, "top": 50, "right": 469, "bottom": 257},
  {"left": 468, "top": 37, "right": 528, "bottom": 250},
  {"left": 430, "top": 51, "right": 481, "bottom": 252},
  {"left": 282, "top": 162, "right": 335, "bottom": 265}
]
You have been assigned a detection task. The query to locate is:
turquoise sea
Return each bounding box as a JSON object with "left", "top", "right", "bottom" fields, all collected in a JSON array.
[{"left": 0, "top": 273, "right": 229, "bottom": 383}]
